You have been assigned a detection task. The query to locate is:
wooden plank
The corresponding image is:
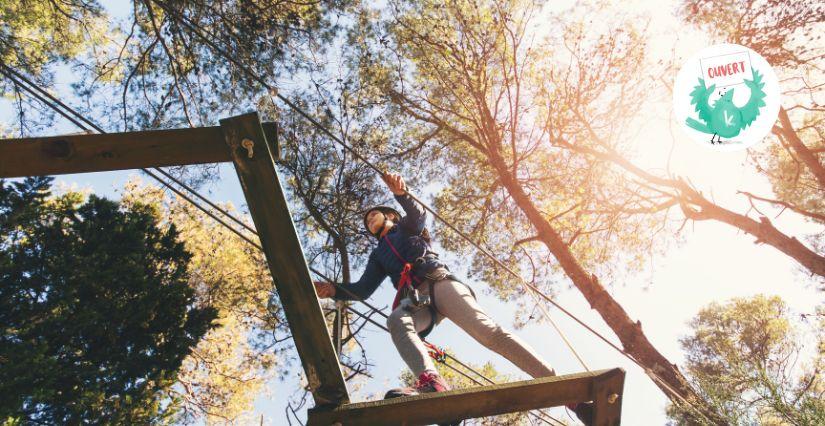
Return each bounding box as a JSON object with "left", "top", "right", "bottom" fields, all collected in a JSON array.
[
  {"left": 591, "top": 368, "right": 625, "bottom": 426},
  {"left": 220, "top": 112, "right": 348, "bottom": 406},
  {"left": 0, "top": 122, "right": 279, "bottom": 178},
  {"left": 307, "top": 368, "right": 624, "bottom": 426}
]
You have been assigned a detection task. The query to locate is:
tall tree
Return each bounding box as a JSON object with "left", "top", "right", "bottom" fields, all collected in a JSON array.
[
  {"left": 680, "top": 0, "right": 825, "bottom": 267},
  {"left": 670, "top": 295, "right": 825, "bottom": 425},
  {"left": 0, "top": 177, "right": 217, "bottom": 424},
  {"left": 355, "top": 0, "right": 722, "bottom": 421},
  {"left": 120, "top": 179, "right": 288, "bottom": 424}
]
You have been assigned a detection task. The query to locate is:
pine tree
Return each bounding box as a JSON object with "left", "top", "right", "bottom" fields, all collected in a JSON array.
[{"left": 0, "top": 177, "right": 217, "bottom": 424}]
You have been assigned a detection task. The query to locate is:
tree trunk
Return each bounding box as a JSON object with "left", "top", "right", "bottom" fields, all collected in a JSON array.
[
  {"left": 483, "top": 143, "right": 726, "bottom": 424},
  {"left": 774, "top": 107, "right": 825, "bottom": 190}
]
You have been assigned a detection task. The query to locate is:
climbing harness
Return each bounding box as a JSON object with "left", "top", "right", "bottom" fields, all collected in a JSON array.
[
  {"left": 382, "top": 233, "right": 435, "bottom": 339},
  {"left": 382, "top": 231, "right": 477, "bottom": 339},
  {"left": 383, "top": 233, "right": 425, "bottom": 311}
]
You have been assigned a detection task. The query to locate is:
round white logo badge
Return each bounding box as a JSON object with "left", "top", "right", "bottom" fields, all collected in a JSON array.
[{"left": 673, "top": 43, "right": 780, "bottom": 151}]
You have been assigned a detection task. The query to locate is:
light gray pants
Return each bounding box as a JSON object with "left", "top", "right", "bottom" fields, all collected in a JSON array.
[{"left": 386, "top": 278, "right": 556, "bottom": 378}]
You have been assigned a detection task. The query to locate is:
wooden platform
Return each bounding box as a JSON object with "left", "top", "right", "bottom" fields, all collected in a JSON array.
[{"left": 307, "top": 368, "right": 625, "bottom": 426}]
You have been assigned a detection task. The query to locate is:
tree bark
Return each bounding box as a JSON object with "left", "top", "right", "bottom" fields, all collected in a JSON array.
[
  {"left": 554, "top": 133, "right": 825, "bottom": 279},
  {"left": 677, "top": 186, "right": 825, "bottom": 278},
  {"left": 483, "top": 142, "right": 726, "bottom": 424},
  {"left": 773, "top": 107, "right": 825, "bottom": 190}
]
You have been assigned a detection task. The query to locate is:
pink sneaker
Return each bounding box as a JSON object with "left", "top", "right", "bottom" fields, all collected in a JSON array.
[{"left": 414, "top": 370, "right": 451, "bottom": 393}]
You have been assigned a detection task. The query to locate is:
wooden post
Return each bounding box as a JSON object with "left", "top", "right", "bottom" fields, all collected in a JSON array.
[
  {"left": 591, "top": 368, "right": 625, "bottom": 426},
  {"left": 261, "top": 122, "right": 279, "bottom": 161},
  {"left": 220, "top": 112, "right": 348, "bottom": 406}
]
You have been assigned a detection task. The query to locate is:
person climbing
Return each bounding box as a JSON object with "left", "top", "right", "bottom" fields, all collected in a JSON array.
[{"left": 313, "top": 172, "right": 593, "bottom": 424}]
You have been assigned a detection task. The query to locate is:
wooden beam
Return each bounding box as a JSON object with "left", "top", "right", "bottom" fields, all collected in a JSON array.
[
  {"left": 0, "top": 123, "right": 278, "bottom": 178},
  {"left": 307, "top": 368, "right": 625, "bottom": 426},
  {"left": 220, "top": 112, "right": 348, "bottom": 406}
]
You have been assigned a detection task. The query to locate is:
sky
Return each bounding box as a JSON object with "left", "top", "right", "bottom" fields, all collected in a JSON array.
[{"left": 2, "top": 0, "right": 823, "bottom": 425}]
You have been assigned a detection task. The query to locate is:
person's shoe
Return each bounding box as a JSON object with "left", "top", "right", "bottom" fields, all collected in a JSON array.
[
  {"left": 384, "top": 386, "right": 419, "bottom": 399},
  {"left": 414, "top": 370, "right": 451, "bottom": 393},
  {"left": 566, "top": 402, "right": 594, "bottom": 425}
]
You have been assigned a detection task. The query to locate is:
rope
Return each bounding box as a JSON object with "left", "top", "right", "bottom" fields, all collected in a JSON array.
[{"left": 0, "top": 63, "right": 263, "bottom": 251}]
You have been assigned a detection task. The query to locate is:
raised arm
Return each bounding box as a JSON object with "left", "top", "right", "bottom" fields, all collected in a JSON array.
[
  {"left": 331, "top": 252, "right": 387, "bottom": 301},
  {"left": 382, "top": 172, "right": 427, "bottom": 235},
  {"left": 395, "top": 192, "right": 427, "bottom": 235}
]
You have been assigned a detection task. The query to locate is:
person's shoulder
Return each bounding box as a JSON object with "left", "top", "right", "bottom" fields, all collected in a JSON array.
[{"left": 393, "top": 223, "right": 419, "bottom": 238}]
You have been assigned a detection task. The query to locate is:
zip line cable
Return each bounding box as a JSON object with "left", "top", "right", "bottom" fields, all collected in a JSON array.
[
  {"left": 0, "top": 62, "right": 569, "bottom": 426},
  {"left": 0, "top": 64, "right": 258, "bottom": 236},
  {"left": 0, "top": 63, "right": 263, "bottom": 250},
  {"left": 148, "top": 3, "right": 720, "bottom": 422}
]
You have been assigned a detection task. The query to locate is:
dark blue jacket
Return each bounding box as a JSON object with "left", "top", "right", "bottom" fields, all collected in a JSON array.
[{"left": 333, "top": 193, "right": 446, "bottom": 301}]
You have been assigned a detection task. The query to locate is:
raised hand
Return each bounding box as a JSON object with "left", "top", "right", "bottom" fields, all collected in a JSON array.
[
  {"left": 382, "top": 172, "right": 407, "bottom": 195},
  {"left": 313, "top": 280, "right": 336, "bottom": 299}
]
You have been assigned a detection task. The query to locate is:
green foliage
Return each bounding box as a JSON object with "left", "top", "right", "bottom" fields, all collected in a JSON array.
[
  {"left": 0, "top": 0, "right": 106, "bottom": 73},
  {"left": 0, "top": 177, "right": 217, "bottom": 424},
  {"left": 0, "top": 0, "right": 109, "bottom": 135},
  {"left": 121, "top": 179, "right": 286, "bottom": 423},
  {"left": 356, "top": 0, "right": 666, "bottom": 320},
  {"left": 669, "top": 295, "right": 825, "bottom": 424}
]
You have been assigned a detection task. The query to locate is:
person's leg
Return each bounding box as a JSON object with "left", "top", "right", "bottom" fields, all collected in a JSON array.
[
  {"left": 432, "top": 279, "right": 556, "bottom": 378},
  {"left": 386, "top": 305, "right": 437, "bottom": 376}
]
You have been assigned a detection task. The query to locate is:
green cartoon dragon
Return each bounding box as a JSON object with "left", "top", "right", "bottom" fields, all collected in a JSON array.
[{"left": 686, "top": 67, "right": 766, "bottom": 144}]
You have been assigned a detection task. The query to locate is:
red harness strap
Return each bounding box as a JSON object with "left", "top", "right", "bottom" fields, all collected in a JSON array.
[
  {"left": 424, "top": 341, "right": 447, "bottom": 363},
  {"left": 383, "top": 234, "right": 423, "bottom": 310}
]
